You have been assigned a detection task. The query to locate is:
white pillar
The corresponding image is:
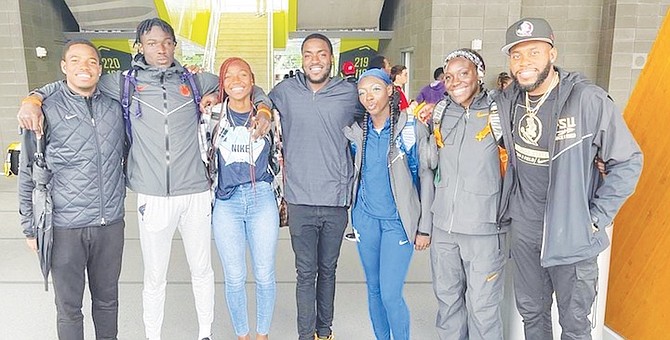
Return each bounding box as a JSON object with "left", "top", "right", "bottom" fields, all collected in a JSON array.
[{"left": 503, "top": 226, "right": 613, "bottom": 339}]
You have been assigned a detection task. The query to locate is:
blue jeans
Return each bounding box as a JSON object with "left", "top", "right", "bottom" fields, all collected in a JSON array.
[
  {"left": 352, "top": 208, "right": 413, "bottom": 340},
  {"left": 212, "top": 181, "right": 279, "bottom": 336},
  {"left": 287, "top": 204, "right": 348, "bottom": 340}
]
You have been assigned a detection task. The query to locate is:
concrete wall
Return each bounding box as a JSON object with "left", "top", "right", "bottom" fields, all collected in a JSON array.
[
  {"left": 521, "top": 0, "right": 604, "bottom": 86},
  {"left": 0, "top": 0, "right": 30, "bottom": 154},
  {"left": 19, "top": 0, "right": 78, "bottom": 89},
  {"left": 597, "top": 0, "right": 617, "bottom": 91},
  {"left": 379, "top": 0, "right": 434, "bottom": 98},
  {"left": 608, "top": 2, "right": 670, "bottom": 105},
  {"left": 381, "top": 0, "right": 669, "bottom": 108},
  {"left": 429, "top": 0, "right": 521, "bottom": 95},
  {"left": 0, "top": 0, "right": 77, "bottom": 154},
  {"left": 382, "top": 0, "right": 524, "bottom": 97}
]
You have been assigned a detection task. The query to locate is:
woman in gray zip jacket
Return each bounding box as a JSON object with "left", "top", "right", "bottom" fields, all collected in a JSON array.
[
  {"left": 343, "top": 69, "right": 434, "bottom": 340},
  {"left": 428, "top": 49, "right": 507, "bottom": 340}
]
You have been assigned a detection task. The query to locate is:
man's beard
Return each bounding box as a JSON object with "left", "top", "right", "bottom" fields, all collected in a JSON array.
[
  {"left": 513, "top": 61, "right": 552, "bottom": 93},
  {"left": 305, "top": 63, "right": 331, "bottom": 84}
]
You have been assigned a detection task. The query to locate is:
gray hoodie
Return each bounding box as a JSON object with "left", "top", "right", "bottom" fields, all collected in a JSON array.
[
  {"left": 97, "top": 58, "right": 218, "bottom": 196},
  {"left": 493, "top": 68, "right": 643, "bottom": 267},
  {"left": 269, "top": 72, "right": 364, "bottom": 206}
]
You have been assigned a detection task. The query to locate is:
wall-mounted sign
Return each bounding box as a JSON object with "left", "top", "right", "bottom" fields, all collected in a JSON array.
[
  {"left": 339, "top": 45, "right": 377, "bottom": 79},
  {"left": 98, "top": 46, "right": 132, "bottom": 74}
]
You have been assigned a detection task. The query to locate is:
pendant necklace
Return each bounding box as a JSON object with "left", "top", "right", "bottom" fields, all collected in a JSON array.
[{"left": 525, "top": 71, "right": 559, "bottom": 117}]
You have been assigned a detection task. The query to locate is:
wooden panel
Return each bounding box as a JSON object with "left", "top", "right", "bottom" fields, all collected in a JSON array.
[{"left": 605, "top": 10, "right": 670, "bottom": 339}]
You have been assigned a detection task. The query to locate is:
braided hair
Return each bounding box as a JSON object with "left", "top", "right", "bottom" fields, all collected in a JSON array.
[
  {"left": 388, "top": 89, "right": 401, "bottom": 160},
  {"left": 360, "top": 110, "right": 370, "bottom": 177},
  {"left": 134, "top": 18, "right": 176, "bottom": 47}
]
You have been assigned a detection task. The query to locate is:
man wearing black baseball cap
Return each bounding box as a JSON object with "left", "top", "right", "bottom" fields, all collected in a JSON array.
[{"left": 490, "top": 18, "right": 643, "bottom": 339}]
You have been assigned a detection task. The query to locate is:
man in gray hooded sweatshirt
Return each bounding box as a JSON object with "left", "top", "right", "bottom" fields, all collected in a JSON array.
[{"left": 269, "top": 33, "right": 364, "bottom": 340}]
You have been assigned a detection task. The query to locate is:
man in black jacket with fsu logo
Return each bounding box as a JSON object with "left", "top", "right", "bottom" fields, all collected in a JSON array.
[{"left": 492, "top": 18, "right": 643, "bottom": 339}]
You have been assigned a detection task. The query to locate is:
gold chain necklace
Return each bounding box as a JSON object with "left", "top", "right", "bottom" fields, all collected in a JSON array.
[{"left": 524, "top": 72, "right": 559, "bottom": 117}]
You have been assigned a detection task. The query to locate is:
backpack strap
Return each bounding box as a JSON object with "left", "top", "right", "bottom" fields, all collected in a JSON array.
[
  {"left": 180, "top": 70, "right": 202, "bottom": 115},
  {"left": 180, "top": 70, "right": 211, "bottom": 168},
  {"left": 488, "top": 101, "right": 508, "bottom": 177},
  {"left": 121, "top": 69, "right": 139, "bottom": 144},
  {"left": 396, "top": 115, "right": 421, "bottom": 193},
  {"left": 432, "top": 99, "right": 448, "bottom": 148}
]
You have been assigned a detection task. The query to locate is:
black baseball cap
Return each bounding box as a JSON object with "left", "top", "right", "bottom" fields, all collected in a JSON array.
[{"left": 502, "top": 18, "right": 555, "bottom": 55}]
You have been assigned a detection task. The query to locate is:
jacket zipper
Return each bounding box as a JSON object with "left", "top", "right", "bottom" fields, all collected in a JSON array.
[
  {"left": 161, "top": 73, "right": 171, "bottom": 195},
  {"left": 448, "top": 107, "right": 469, "bottom": 232},
  {"left": 87, "top": 97, "right": 106, "bottom": 226},
  {"left": 540, "top": 87, "right": 563, "bottom": 262}
]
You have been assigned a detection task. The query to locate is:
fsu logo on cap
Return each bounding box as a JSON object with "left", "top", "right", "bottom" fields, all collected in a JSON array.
[{"left": 516, "top": 21, "right": 534, "bottom": 37}]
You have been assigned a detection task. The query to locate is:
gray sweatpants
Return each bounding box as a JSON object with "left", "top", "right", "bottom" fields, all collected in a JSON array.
[
  {"left": 430, "top": 228, "right": 506, "bottom": 340},
  {"left": 511, "top": 219, "right": 598, "bottom": 340},
  {"left": 51, "top": 221, "right": 125, "bottom": 340}
]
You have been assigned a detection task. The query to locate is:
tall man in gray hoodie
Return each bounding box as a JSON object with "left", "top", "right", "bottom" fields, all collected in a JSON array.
[
  {"left": 269, "top": 33, "right": 363, "bottom": 340},
  {"left": 493, "top": 18, "right": 643, "bottom": 339}
]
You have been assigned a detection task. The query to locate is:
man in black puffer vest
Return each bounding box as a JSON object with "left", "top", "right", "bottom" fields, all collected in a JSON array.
[{"left": 18, "top": 39, "right": 126, "bottom": 340}]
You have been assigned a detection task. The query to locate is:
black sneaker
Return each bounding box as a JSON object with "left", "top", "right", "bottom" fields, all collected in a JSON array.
[{"left": 344, "top": 232, "right": 356, "bottom": 242}]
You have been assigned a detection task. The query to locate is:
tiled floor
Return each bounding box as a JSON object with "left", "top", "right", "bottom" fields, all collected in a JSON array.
[
  {"left": 0, "top": 174, "right": 622, "bottom": 340},
  {"left": 0, "top": 176, "right": 437, "bottom": 339}
]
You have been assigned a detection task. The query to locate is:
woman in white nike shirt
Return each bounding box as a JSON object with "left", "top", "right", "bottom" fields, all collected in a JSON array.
[{"left": 209, "top": 57, "right": 278, "bottom": 340}]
